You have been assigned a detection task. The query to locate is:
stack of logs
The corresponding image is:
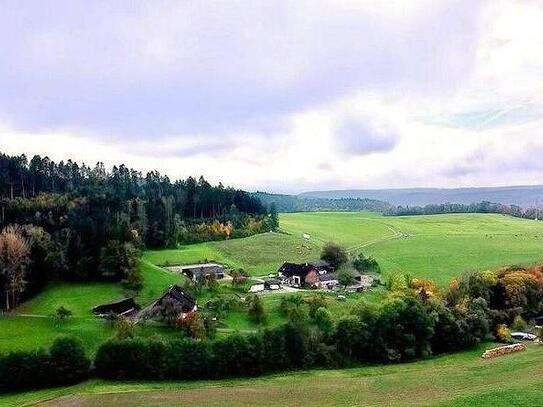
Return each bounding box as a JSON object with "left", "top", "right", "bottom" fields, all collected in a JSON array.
[{"left": 481, "top": 343, "right": 526, "bottom": 359}]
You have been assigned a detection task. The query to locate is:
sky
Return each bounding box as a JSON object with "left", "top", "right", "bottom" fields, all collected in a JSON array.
[{"left": 0, "top": 0, "right": 542, "bottom": 193}]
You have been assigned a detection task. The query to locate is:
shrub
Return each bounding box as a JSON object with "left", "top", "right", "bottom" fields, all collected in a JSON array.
[
  {"left": 370, "top": 297, "right": 434, "bottom": 362},
  {"left": 0, "top": 336, "right": 89, "bottom": 391},
  {"left": 511, "top": 315, "right": 527, "bottom": 331},
  {"left": 247, "top": 295, "right": 266, "bottom": 324},
  {"left": 314, "top": 307, "right": 334, "bottom": 335},
  {"left": 47, "top": 337, "right": 90, "bottom": 386},
  {"left": 353, "top": 253, "right": 381, "bottom": 273},
  {"left": 116, "top": 316, "right": 136, "bottom": 340},
  {"left": 305, "top": 294, "right": 327, "bottom": 319},
  {"left": 495, "top": 324, "right": 511, "bottom": 343},
  {"left": 94, "top": 338, "right": 168, "bottom": 380}
]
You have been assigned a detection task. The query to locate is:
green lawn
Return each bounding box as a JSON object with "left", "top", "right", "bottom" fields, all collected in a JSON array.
[{"left": 3, "top": 343, "right": 542, "bottom": 407}]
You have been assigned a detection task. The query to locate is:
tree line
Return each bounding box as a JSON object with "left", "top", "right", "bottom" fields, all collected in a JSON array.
[
  {"left": 0, "top": 152, "right": 271, "bottom": 310},
  {"left": 256, "top": 192, "right": 542, "bottom": 221},
  {"left": 384, "top": 201, "right": 542, "bottom": 219},
  {"left": 254, "top": 192, "right": 392, "bottom": 213}
]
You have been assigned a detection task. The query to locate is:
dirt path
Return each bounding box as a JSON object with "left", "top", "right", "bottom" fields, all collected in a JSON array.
[{"left": 346, "top": 220, "right": 405, "bottom": 253}]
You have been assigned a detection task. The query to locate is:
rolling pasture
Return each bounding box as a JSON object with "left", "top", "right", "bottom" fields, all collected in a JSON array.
[
  {"left": 282, "top": 212, "right": 543, "bottom": 285},
  {"left": 3, "top": 343, "right": 543, "bottom": 407},
  {"left": 148, "top": 212, "right": 543, "bottom": 285}
]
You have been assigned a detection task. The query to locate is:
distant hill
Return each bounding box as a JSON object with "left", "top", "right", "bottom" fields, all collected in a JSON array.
[
  {"left": 299, "top": 185, "right": 543, "bottom": 208},
  {"left": 252, "top": 192, "right": 391, "bottom": 213}
]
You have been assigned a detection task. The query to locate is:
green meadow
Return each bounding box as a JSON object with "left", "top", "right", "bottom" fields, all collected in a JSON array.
[{"left": 146, "top": 212, "right": 543, "bottom": 285}]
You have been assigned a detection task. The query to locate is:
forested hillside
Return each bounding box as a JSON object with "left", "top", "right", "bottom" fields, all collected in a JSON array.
[
  {"left": 254, "top": 192, "right": 392, "bottom": 213},
  {"left": 300, "top": 186, "right": 543, "bottom": 207},
  {"left": 0, "top": 152, "right": 271, "bottom": 310}
]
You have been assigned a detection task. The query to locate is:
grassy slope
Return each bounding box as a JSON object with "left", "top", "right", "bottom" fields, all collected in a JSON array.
[
  {"left": 0, "top": 261, "right": 184, "bottom": 354},
  {"left": 144, "top": 231, "right": 323, "bottom": 277},
  {"left": 282, "top": 212, "right": 543, "bottom": 285},
  {"left": 3, "top": 343, "right": 542, "bottom": 407},
  {"left": 144, "top": 212, "right": 543, "bottom": 285}
]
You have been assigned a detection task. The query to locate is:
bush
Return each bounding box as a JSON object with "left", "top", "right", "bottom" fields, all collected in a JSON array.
[
  {"left": 314, "top": 307, "right": 334, "bottom": 335},
  {"left": 94, "top": 324, "right": 322, "bottom": 382},
  {"left": 495, "top": 324, "right": 511, "bottom": 343},
  {"left": 94, "top": 338, "right": 168, "bottom": 380},
  {"left": 48, "top": 337, "right": 90, "bottom": 386},
  {"left": 353, "top": 253, "right": 381, "bottom": 273},
  {"left": 247, "top": 295, "right": 266, "bottom": 324},
  {"left": 0, "top": 336, "right": 90, "bottom": 391},
  {"left": 511, "top": 315, "right": 527, "bottom": 331},
  {"left": 116, "top": 316, "right": 136, "bottom": 340}
]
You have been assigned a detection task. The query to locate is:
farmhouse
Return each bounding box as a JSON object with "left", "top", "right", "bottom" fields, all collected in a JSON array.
[
  {"left": 278, "top": 261, "right": 338, "bottom": 289},
  {"left": 278, "top": 262, "right": 319, "bottom": 288},
  {"left": 168, "top": 262, "right": 226, "bottom": 281},
  {"left": 308, "top": 259, "right": 333, "bottom": 273},
  {"left": 139, "top": 285, "right": 197, "bottom": 321},
  {"left": 278, "top": 261, "right": 374, "bottom": 290},
  {"left": 92, "top": 297, "right": 139, "bottom": 318}
]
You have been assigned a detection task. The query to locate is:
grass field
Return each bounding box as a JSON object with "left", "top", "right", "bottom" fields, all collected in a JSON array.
[
  {"left": 282, "top": 212, "right": 543, "bottom": 285},
  {"left": 2, "top": 343, "right": 542, "bottom": 407},
  {"left": 145, "top": 212, "right": 543, "bottom": 285},
  {"left": 0, "top": 260, "right": 184, "bottom": 354}
]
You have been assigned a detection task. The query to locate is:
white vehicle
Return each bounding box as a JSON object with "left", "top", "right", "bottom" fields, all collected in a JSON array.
[{"left": 249, "top": 284, "right": 265, "bottom": 293}]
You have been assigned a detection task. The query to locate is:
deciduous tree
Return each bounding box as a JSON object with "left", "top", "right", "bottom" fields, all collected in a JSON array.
[{"left": 0, "top": 225, "right": 30, "bottom": 310}]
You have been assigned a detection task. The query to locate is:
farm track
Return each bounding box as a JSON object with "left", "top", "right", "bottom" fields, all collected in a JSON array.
[{"left": 346, "top": 220, "right": 405, "bottom": 253}]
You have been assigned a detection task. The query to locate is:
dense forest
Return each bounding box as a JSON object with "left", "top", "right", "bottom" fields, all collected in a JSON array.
[
  {"left": 254, "top": 192, "right": 392, "bottom": 213},
  {"left": 0, "top": 152, "right": 271, "bottom": 310},
  {"left": 384, "top": 201, "right": 542, "bottom": 219}
]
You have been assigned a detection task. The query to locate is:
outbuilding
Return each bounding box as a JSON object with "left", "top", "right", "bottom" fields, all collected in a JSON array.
[
  {"left": 167, "top": 262, "right": 226, "bottom": 281},
  {"left": 92, "top": 297, "right": 139, "bottom": 318}
]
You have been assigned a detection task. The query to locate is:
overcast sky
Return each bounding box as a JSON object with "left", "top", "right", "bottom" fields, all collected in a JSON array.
[{"left": 0, "top": 0, "right": 542, "bottom": 193}]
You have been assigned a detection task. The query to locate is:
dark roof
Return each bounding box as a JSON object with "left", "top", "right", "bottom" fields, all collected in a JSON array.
[
  {"left": 92, "top": 298, "right": 139, "bottom": 316},
  {"left": 318, "top": 273, "right": 337, "bottom": 282},
  {"left": 264, "top": 279, "right": 282, "bottom": 286},
  {"left": 278, "top": 262, "right": 316, "bottom": 278},
  {"left": 181, "top": 263, "right": 224, "bottom": 271},
  {"left": 308, "top": 260, "right": 331, "bottom": 270},
  {"left": 155, "top": 285, "right": 196, "bottom": 313}
]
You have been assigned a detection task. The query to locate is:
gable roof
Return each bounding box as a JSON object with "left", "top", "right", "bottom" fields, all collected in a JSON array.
[
  {"left": 278, "top": 262, "right": 316, "bottom": 278},
  {"left": 154, "top": 285, "right": 196, "bottom": 313},
  {"left": 308, "top": 260, "right": 332, "bottom": 270},
  {"left": 180, "top": 262, "right": 224, "bottom": 270}
]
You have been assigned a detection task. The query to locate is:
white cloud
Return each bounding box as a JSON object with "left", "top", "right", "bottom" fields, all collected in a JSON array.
[{"left": 1, "top": 0, "right": 543, "bottom": 193}]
